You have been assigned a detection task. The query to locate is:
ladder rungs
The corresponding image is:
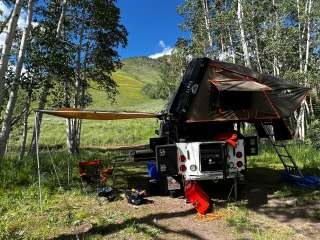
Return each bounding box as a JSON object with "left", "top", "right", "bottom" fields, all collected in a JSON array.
[
  {"left": 278, "top": 154, "right": 291, "bottom": 158},
  {"left": 283, "top": 164, "right": 297, "bottom": 169},
  {"left": 260, "top": 123, "right": 303, "bottom": 177},
  {"left": 273, "top": 144, "right": 285, "bottom": 147}
]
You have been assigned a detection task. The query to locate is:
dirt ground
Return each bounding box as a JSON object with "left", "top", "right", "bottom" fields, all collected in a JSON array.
[
  {"left": 113, "top": 163, "right": 320, "bottom": 240},
  {"left": 115, "top": 196, "right": 235, "bottom": 240},
  {"left": 52, "top": 162, "right": 320, "bottom": 240},
  {"left": 61, "top": 192, "right": 319, "bottom": 240},
  {"left": 244, "top": 168, "right": 320, "bottom": 240}
]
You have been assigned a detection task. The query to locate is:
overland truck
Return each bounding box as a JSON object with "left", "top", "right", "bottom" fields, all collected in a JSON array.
[
  {"left": 142, "top": 57, "right": 309, "bottom": 204},
  {"left": 38, "top": 57, "right": 309, "bottom": 213}
]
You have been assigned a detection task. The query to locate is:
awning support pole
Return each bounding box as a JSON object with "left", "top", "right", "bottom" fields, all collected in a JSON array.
[{"left": 35, "top": 112, "right": 42, "bottom": 210}]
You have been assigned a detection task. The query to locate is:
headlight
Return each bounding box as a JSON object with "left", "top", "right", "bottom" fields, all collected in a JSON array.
[{"left": 190, "top": 165, "right": 197, "bottom": 171}]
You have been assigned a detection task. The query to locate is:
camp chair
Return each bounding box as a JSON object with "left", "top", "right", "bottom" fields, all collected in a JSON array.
[
  {"left": 79, "top": 160, "right": 115, "bottom": 191},
  {"left": 79, "top": 160, "right": 102, "bottom": 184}
]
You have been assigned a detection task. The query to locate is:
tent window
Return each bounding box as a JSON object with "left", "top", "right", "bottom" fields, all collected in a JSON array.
[
  {"left": 220, "top": 91, "right": 252, "bottom": 110},
  {"left": 210, "top": 86, "right": 252, "bottom": 112}
]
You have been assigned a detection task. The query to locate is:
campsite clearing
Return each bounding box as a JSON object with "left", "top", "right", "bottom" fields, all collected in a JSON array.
[{"left": 0, "top": 146, "right": 319, "bottom": 240}]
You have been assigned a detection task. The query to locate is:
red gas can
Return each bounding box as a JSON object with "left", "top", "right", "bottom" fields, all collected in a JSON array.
[{"left": 184, "top": 181, "right": 210, "bottom": 215}]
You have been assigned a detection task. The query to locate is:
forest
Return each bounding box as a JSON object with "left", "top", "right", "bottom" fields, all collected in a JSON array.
[{"left": 150, "top": 0, "right": 320, "bottom": 146}]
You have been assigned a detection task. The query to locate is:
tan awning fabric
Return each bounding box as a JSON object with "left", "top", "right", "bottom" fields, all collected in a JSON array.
[
  {"left": 209, "top": 79, "right": 271, "bottom": 92},
  {"left": 38, "top": 108, "right": 157, "bottom": 120}
]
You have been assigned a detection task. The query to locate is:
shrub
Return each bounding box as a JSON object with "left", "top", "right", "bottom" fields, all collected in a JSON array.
[
  {"left": 142, "top": 83, "right": 160, "bottom": 99},
  {"left": 307, "top": 119, "right": 320, "bottom": 150}
]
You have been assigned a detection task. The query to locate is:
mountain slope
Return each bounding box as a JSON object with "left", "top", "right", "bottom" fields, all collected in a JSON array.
[
  {"left": 119, "top": 57, "right": 162, "bottom": 85},
  {"left": 89, "top": 56, "right": 165, "bottom": 112}
]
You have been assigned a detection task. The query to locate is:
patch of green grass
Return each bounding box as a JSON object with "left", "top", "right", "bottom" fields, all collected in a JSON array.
[
  {"left": 0, "top": 153, "right": 159, "bottom": 240},
  {"left": 34, "top": 117, "right": 161, "bottom": 148},
  {"left": 273, "top": 185, "right": 294, "bottom": 198},
  {"left": 248, "top": 142, "right": 320, "bottom": 174},
  {"left": 226, "top": 205, "right": 294, "bottom": 240}
]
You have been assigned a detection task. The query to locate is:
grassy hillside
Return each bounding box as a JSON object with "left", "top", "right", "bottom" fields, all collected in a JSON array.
[
  {"left": 5, "top": 57, "right": 166, "bottom": 151},
  {"left": 88, "top": 57, "right": 164, "bottom": 112},
  {"left": 118, "top": 57, "right": 162, "bottom": 85}
]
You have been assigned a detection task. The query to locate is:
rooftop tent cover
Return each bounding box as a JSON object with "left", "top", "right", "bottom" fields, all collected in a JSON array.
[
  {"left": 38, "top": 108, "right": 157, "bottom": 120},
  {"left": 208, "top": 79, "right": 271, "bottom": 92},
  {"left": 167, "top": 58, "right": 309, "bottom": 139},
  {"left": 209, "top": 61, "right": 309, "bottom": 118}
]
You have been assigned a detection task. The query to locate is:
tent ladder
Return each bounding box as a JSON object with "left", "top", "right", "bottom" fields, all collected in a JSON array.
[{"left": 260, "top": 123, "right": 303, "bottom": 177}]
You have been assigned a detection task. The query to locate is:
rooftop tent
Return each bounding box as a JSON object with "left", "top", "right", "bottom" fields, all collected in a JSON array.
[
  {"left": 187, "top": 64, "right": 280, "bottom": 122},
  {"left": 167, "top": 58, "right": 309, "bottom": 140},
  {"left": 209, "top": 61, "right": 309, "bottom": 118},
  {"left": 38, "top": 108, "right": 158, "bottom": 120}
]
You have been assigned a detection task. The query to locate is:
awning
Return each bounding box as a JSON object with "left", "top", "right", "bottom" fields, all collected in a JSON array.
[
  {"left": 209, "top": 79, "right": 271, "bottom": 92},
  {"left": 38, "top": 108, "right": 158, "bottom": 120}
]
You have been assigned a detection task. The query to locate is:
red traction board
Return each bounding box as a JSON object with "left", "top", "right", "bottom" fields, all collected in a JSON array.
[{"left": 184, "top": 181, "right": 210, "bottom": 215}]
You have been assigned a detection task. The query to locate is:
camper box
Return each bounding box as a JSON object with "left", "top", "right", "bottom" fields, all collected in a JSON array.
[{"left": 152, "top": 57, "right": 308, "bottom": 195}]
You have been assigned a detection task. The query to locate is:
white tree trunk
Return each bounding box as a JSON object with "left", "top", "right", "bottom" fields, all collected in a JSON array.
[
  {"left": 228, "top": 27, "right": 236, "bottom": 63},
  {"left": 301, "top": 107, "right": 305, "bottom": 141},
  {"left": 0, "top": 0, "right": 34, "bottom": 159},
  {"left": 19, "top": 90, "right": 32, "bottom": 160},
  {"left": 237, "top": 0, "right": 252, "bottom": 68},
  {"left": 0, "top": 0, "right": 24, "bottom": 110},
  {"left": 0, "top": 8, "right": 13, "bottom": 35},
  {"left": 67, "top": 27, "right": 83, "bottom": 154},
  {"left": 202, "top": 0, "right": 212, "bottom": 50},
  {"left": 303, "top": 0, "right": 312, "bottom": 85},
  {"left": 29, "top": 0, "right": 68, "bottom": 154},
  {"left": 294, "top": 101, "right": 307, "bottom": 141},
  {"left": 56, "top": 0, "right": 67, "bottom": 38},
  {"left": 254, "top": 35, "right": 262, "bottom": 73},
  {"left": 272, "top": 0, "right": 281, "bottom": 76},
  {"left": 273, "top": 56, "right": 280, "bottom": 76},
  {"left": 296, "top": 0, "right": 304, "bottom": 73}
]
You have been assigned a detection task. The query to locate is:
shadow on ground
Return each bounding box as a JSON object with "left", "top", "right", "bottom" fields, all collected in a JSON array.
[
  {"left": 244, "top": 167, "right": 320, "bottom": 225},
  {"left": 52, "top": 208, "right": 205, "bottom": 240},
  {"left": 53, "top": 161, "right": 320, "bottom": 239}
]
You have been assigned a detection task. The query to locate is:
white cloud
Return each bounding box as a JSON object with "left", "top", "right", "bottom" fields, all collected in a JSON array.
[
  {"left": 159, "top": 40, "right": 166, "bottom": 49},
  {"left": 149, "top": 40, "right": 173, "bottom": 59}
]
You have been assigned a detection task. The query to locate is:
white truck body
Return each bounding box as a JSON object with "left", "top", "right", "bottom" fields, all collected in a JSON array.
[{"left": 176, "top": 140, "right": 245, "bottom": 181}]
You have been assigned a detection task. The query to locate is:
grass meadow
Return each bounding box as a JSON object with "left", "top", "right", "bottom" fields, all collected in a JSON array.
[{"left": 1, "top": 58, "right": 319, "bottom": 239}]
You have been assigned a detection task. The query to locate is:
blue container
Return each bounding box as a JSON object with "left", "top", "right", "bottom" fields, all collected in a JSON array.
[{"left": 147, "top": 161, "right": 159, "bottom": 179}]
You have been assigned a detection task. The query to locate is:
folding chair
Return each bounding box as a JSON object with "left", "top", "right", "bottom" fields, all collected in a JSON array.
[
  {"left": 79, "top": 160, "right": 102, "bottom": 184},
  {"left": 79, "top": 160, "right": 115, "bottom": 194}
]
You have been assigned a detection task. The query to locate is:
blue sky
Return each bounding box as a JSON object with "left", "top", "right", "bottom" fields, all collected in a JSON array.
[
  {"left": 116, "top": 0, "right": 189, "bottom": 59},
  {"left": 0, "top": 1, "right": 188, "bottom": 59}
]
